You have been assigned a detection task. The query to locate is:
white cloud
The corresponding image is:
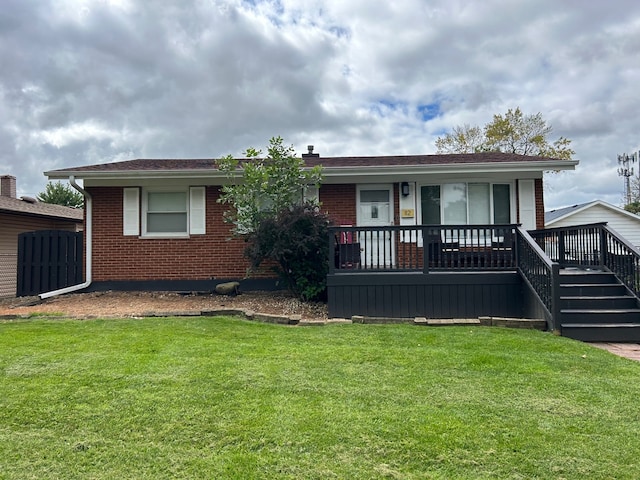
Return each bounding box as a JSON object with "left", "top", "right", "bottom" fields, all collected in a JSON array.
[{"left": 1, "top": 0, "right": 640, "bottom": 206}]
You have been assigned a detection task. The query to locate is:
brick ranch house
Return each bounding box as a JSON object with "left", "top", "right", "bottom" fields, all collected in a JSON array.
[
  {"left": 42, "top": 148, "right": 573, "bottom": 293},
  {"left": 41, "top": 151, "right": 640, "bottom": 342}
]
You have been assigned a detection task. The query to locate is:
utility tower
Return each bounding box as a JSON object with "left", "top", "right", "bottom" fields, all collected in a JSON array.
[{"left": 618, "top": 152, "right": 638, "bottom": 206}]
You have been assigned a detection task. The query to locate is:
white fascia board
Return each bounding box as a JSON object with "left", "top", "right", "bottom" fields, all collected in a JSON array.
[
  {"left": 45, "top": 169, "right": 231, "bottom": 181},
  {"left": 320, "top": 160, "right": 578, "bottom": 178},
  {"left": 46, "top": 159, "right": 578, "bottom": 183}
]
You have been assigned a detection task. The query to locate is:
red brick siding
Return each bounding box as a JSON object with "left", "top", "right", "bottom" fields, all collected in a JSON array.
[
  {"left": 535, "top": 178, "right": 544, "bottom": 229},
  {"left": 89, "top": 186, "right": 253, "bottom": 281},
  {"left": 320, "top": 184, "right": 357, "bottom": 225}
]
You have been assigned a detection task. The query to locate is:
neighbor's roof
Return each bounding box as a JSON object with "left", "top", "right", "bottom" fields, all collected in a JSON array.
[
  {"left": 0, "top": 195, "right": 83, "bottom": 221},
  {"left": 545, "top": 200, "right": 640, "bottom": 225},
  {"left": 45, "top": 152, "right": 578, "bottom": 180}
]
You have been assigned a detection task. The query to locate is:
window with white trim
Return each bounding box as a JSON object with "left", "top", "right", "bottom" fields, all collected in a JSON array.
[
  {"left": 420, "top": 182, "right": 512, "bottom": 225},
  {"left": 145, "top": 190, "right": 188, "bottom": 234},
  {"left": 123, "top": 186, "right": 206, "bottom": 237}
]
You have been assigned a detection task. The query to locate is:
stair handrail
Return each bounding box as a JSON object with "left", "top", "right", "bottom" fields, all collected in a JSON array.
[
  {"left": 601, "top": 224, "right": 640, "bottom": 297},
  {"left": 516, "top": 226, "right": 561, "bottom": 332}
]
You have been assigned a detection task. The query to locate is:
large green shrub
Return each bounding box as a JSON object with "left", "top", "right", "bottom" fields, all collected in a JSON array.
[{"left": 244, "top": 204, "right": 332, "bottom": 301}]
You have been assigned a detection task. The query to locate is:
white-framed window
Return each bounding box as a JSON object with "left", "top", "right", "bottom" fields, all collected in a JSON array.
[
  {"left": 123, "top": 186, "right": 206, "bottom": 237},
  {"left": 144, "top": 190, "right": 188, "bottom": 235},
  {"left": 420, "top": 182, "right": 513, "bottom": 225}
]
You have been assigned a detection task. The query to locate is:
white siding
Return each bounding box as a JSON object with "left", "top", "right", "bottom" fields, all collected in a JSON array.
[{"left": 550, "top": 204, "right": 640, "bottom": 247}]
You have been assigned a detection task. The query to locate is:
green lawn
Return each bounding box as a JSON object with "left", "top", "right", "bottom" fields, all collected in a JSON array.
[{"left": 1, "top": 316, "right": 639, "bottom": 479}]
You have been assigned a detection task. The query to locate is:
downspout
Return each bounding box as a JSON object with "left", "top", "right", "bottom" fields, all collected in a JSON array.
[{"left": 40, "top": 176, "right": 92, "bottom": 299}]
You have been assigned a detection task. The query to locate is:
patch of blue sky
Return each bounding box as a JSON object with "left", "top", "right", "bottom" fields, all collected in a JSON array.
[
  {"left": 241, "top": 0, "right": 285, "bottom": 27},
  {"left": 417, "top": 102, "right": 441, "bottom": 122}
]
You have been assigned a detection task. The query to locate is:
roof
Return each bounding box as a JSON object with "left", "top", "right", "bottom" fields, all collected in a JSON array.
[
  {"left": 545, "top": 200, "right": 640, "bottom": 225},
  {"left": 0, "top": 195, "right": 84, "bottom": 222},
  {"left": 45, "top": 152, "right": 578, "bottom": 180}
]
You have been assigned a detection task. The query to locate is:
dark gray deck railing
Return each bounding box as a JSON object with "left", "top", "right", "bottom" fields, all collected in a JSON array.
[
  {"left": 515, "top": 226, "right": 560, "bottom": 330},
  {"left": 329, "top": 224, "right": 518, "bottom": 274},
  {"left": 530, "top": 222, "right": 640, "bottom": 297}
]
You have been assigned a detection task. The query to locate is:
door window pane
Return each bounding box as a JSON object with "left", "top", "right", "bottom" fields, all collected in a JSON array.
[
  {"left": 493, "top": 184, "right": 511, "bottom": 223},
  {"left": 421, "top": 185, "right": 441, "bottom": 224},
  {"left": 360, "top": 190, "right": 389, "bottom": 203}
]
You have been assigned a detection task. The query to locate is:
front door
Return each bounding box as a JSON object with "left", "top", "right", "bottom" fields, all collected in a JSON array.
[{"left": 357, "top": 185, "right": 394, "bottom": 267}]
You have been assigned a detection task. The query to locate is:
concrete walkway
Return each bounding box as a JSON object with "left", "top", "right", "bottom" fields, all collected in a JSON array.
[{"left": 590, "top": 343, "right": 640, "bottom": 361}]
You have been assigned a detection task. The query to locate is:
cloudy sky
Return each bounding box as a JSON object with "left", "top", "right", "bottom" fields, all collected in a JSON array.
[{"left": 1, "top": 0, "right": 639, "bottom": 210}]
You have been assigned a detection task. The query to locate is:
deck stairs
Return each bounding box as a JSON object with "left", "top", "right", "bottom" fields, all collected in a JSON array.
[{"left": 559, "top": 268, "right": 640, "bottom": 342}]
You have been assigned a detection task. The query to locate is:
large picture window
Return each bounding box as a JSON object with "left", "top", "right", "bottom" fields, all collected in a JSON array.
[{"left": 420, "top": 183, "right": 511, "bottom": 225}]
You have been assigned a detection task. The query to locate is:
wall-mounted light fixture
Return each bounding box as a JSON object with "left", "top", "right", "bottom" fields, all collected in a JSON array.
[{"left": 401, "top": 181, "right": 410, "bottom": 197}]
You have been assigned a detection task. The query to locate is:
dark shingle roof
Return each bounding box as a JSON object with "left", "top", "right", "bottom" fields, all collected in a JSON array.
[
  {"left": 544, "top": 202, "right": 592, "bottom": 224},
  {"left": 46, "top": 152, "right": 573, "bottom": 176},
  {"left": 0, "top": 195, "right": 83, "bottom": 221}
]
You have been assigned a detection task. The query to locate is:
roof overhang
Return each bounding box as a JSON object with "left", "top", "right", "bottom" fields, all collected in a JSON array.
[{"left": 45, "top": 159, "right": 578, "bottom": 183}]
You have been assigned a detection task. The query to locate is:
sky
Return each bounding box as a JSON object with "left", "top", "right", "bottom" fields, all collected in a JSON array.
[{"left": 1, "top": 0, "right": 639, "bottom": 210}]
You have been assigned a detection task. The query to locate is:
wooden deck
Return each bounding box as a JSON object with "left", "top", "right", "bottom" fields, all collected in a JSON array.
[{"left": 328, "top": 223, "right": 640, "bottom": 341}]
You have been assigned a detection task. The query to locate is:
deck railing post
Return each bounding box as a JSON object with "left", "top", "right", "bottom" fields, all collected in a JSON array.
[
  {"left": 328, "top": 229, "right": 336, "bottom": 275},
  {"left": 422, "top": 226, "right": 429, "bottom": 274},
  {"left": 550, "top": 262, "right": 561, "bottom": 334},
  {"left": 557, "top": 230, "right": 565, "bottom": 266},
  {"left": 598, "top": 225, "right": 607, "bottom": 269}
]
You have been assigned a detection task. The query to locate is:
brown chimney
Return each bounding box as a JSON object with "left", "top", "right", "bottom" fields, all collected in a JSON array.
[{"left": 1, "top": 175, "right": 16, "bottom": 198}]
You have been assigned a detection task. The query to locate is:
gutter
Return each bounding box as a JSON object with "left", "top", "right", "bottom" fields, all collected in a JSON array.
[{"left": 40, "top": 176, "right": 92, "bottom": 299}]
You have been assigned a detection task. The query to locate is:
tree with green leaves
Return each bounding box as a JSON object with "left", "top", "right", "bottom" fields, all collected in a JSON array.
[
  {"left": 216, "top": 137, "right": 328, "bottom": 301},
  {"left": 217, "top": 136, "right": 323, "bottom": 234},
  {"left": 37, "top": 181, "right": 84, "bottom": 208},
  {"left": 623, "top": 201, "right": 640, "bottom": 215},
  {"left": 436, "top": 107, "right": 575, "bottom": 160}
]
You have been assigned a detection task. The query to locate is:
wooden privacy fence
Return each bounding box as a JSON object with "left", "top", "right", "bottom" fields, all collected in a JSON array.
[{"left": 17, "top": 230, "right": 83, "bottom": 297}]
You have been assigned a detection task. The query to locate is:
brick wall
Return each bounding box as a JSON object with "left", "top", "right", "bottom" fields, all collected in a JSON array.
[
  {"left": 89, "top": 186, "right": 252, "bottom": 281},
  {"left": 89, "top": 184, "right": 357, "bottom": 282},
  {"left": 535, "top": 178, "right": 544, "bottom": 229},
  {"left": 320, "top": 184, "right": 357, "bottom": 225}
]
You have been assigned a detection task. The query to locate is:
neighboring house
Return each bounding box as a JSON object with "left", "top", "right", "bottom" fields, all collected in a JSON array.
[
  {"left": 545, "top": 200, "right": 640, "bottom": 248},
  {"left": 44, "top": 150, "right": 577, "bottom": 295},
  {"left": 0, "top": 175, "right": 84, "bottom": 297}
]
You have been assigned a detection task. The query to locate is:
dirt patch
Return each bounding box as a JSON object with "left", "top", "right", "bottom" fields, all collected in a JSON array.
[{"left": 0, "top": 290, "right": 328, "bottom": 320}]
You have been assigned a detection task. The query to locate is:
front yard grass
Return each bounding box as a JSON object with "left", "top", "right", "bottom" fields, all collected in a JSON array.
[{"left": 1, "top": 316, "right": 639, "bottom": 479}]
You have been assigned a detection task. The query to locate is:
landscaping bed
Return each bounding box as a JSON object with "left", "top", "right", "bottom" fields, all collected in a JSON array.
[{"left": 0, "top": 290, "right": 328, "bottom": 320}]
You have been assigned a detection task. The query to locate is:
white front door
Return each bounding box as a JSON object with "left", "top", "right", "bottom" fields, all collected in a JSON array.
[{"left": 357, "top": 185, "right": 394, "bottom": 267}]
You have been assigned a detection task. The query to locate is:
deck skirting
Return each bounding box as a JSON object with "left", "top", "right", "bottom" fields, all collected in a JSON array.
[{"left": 327, "top": 271, "right": 525, "bottom": 320}]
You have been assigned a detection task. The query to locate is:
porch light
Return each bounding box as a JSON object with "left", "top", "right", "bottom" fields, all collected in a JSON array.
[{"left": 401, "top": 182, "right": 410, "bottom": 197}]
